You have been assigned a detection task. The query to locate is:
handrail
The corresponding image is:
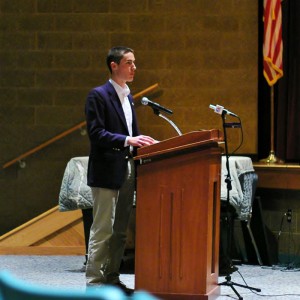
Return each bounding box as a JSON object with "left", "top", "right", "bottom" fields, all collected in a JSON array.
[{"left": 2, "top": 83, "right": 159, "bottom": 169}]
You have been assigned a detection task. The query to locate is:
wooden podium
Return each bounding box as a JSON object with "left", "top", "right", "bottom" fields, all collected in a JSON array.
[{"left": 134, "top": 130, "right": 222, "bottom": 300}]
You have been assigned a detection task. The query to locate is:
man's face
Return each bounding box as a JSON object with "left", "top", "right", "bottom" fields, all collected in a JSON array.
[{"left": 111, "top": 52, "right": 136, "bottom": 85}]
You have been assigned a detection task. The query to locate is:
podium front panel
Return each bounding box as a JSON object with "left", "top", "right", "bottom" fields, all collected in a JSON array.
[{"left": 135, "top": 143, "right": 221, "bottom": 299}]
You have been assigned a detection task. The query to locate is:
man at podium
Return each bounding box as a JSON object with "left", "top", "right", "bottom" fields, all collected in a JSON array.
[{"left": 84, "top": 46, "right": 156, "bottom": 295}]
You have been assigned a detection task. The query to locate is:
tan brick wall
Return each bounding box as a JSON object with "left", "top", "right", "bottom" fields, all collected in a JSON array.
[{"left": 0, "top": 1, "right": 259, "bottom": 236}]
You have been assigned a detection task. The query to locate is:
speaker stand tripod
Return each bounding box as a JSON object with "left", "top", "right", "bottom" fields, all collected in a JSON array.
[
  {"left": 219, "top": 275, "right": 261, "bottom": 300},
  {"left": 217, "top": 112, "right": 261, "bottom": 300}
]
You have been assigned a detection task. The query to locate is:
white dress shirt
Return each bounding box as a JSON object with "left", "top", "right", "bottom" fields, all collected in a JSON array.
[{"left": 109, "top": 79, "right": 133, "bottom": 148}]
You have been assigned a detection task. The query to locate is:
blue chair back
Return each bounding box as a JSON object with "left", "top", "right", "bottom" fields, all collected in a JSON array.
[{"left": 0, "top": 270, "right": 126, "bottom": 300}]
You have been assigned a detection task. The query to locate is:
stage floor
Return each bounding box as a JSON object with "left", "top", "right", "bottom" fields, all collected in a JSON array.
[{"left": 1, "top": 255, "right": 300, "bottom": 299}]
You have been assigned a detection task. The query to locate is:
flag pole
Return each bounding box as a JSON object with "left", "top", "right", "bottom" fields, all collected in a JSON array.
[
  {"left": 260, "top": 85, "right": 284, "bottom": 164},
  {"left": 260, "top": 0, "right": 284, "bottom": 164}
]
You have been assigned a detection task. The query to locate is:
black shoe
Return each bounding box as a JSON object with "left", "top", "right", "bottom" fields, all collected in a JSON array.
[{"left": 113, "top": 281, "right": 134, "bottom": 296}]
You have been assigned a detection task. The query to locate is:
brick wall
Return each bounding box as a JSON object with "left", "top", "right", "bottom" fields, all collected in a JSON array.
[{"left": 0, "top": 1, "right": 259, "bottom": 238}]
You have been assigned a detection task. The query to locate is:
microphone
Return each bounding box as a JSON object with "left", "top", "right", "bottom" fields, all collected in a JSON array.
[
  {"left": 141, "top": 97, "right": 173, "bottom": 115},
  {"left": 209, "top": 104, "right": 238, "bottom": 117}
]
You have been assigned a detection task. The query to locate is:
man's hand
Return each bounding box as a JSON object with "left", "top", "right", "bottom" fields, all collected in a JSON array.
[{"left": 127, "top": 135, "right": 158, "bottom": 147}]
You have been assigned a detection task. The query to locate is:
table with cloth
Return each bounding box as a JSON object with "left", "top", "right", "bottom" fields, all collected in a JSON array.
[{"left": 220, "top": 156, "right": 256, "bottom": 220}]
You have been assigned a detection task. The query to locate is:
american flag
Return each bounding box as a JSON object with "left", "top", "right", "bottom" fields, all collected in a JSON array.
[{"left": 263, "top": 0, "right": 283, "bottom": 86}]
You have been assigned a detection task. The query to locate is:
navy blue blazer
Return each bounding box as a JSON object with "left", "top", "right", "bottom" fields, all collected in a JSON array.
[{"left": 85, "top": 81, "right": 140, "bottom": 189}]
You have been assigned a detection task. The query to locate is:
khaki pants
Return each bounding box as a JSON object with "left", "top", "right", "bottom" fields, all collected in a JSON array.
[{"left": 86, "top": 159, "right": 135, "bottom": 285}]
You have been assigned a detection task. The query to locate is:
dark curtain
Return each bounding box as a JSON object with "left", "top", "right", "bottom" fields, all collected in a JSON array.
[{"left": 258, "top": 0, "right": 300, "bottom": 163}]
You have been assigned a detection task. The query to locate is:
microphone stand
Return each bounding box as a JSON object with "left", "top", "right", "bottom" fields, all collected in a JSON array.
[
  {"left": 218, "top": 112, "right": 261, "bottom": 300},
  {"left": 152, "top": 108, "right": 182, "bottom": 136}
]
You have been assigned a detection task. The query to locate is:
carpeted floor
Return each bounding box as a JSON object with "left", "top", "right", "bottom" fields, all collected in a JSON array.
[{"left": 1, "top": 255, "right": 300, "bottom": 299}]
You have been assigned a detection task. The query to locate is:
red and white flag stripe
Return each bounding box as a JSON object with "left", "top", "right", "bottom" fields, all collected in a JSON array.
[{"left": 263, "top": 0, "right": 283, "bottom": 86}]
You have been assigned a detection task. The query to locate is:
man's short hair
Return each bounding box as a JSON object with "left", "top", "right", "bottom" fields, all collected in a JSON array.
[{"left": 106, "top": 46, "right": 134, "bottom": 74}]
